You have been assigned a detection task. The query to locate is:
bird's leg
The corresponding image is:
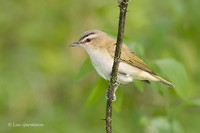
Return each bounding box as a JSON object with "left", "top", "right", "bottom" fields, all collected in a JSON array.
[
  {"left": 106, "top": 83, "right": 121, "bottom": 101},
  {"left": 113, "top": 83, "right": 121, "bottom": 101}
]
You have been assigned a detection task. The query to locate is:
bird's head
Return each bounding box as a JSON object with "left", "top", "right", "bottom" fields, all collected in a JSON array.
[{"left": 70, "top": 30, "right": 112, "bottom": 49}]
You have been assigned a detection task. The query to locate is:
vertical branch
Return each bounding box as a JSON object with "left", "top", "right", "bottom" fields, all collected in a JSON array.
[{"left": 106, "top": 0, "right": 130, "bottom": 133}]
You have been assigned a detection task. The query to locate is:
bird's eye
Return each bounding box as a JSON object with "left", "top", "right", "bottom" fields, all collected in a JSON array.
[{"left": 86, "top": 38, "right": 91, "bottom": 42}]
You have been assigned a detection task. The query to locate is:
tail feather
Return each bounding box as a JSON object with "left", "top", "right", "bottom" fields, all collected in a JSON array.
[{"left": 153, "top": 75, "right": 175, "bottom": 87}]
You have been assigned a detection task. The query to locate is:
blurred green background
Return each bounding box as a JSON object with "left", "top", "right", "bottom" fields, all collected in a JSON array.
[{"left": 1, "top": 0, "right": 200, "bottom": 133}]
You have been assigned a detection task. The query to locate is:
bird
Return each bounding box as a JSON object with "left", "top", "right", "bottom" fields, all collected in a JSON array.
[{"left": 70, "top": 30, "right": 174, "bottom": 100}]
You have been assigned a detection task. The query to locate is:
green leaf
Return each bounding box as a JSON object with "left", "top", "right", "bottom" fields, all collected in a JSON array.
[
  {"left": 86, "top": 78, "right": 108, "bottom": 105},
  {"left": 75, "top": 57, "right": 94, "bottom": 80},
  {"left": 191, "top": 99, "right": 200, "bottom": 106},
  {"left": 180, "top": 99, "right": 200, "bottom": 108},
  {"left": 155, "top": 59, "right": 189, "bottom": 100},
  {"left": 170, "top": 99, "right": 200, "bottom": 118}
]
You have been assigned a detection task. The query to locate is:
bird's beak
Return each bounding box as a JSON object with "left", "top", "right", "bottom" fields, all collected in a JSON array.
[{"left": 70, "top": 41, "right": 80, "bottom": 47}]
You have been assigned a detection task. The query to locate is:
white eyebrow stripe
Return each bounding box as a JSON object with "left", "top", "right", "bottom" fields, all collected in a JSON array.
[{"left": 81, "top": 34, "right": 98, "bottom": 42}]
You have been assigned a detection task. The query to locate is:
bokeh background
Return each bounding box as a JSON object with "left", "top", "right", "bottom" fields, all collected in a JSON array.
[{"left": 1, "top": 0, "right": 200, "bottom": 133}]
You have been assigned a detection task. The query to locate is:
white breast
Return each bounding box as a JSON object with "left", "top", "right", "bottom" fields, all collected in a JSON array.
[{"left": 85, "top": 48, "right": 113, "bottom": 80}]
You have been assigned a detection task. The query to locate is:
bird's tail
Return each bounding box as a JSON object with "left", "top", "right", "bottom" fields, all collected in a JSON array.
[{"left": 153, "top": 75, "right": 175, "bottom": 87}]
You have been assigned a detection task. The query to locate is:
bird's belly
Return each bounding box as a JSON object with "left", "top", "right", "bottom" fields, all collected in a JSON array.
[
  {"left": 88, "top": 53, "right": 134, "bottom": 83},
  {"left": 87, "top": 50, "right": 113, "bottom": 80}
]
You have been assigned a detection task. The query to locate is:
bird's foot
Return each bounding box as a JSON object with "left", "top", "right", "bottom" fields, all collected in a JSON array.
[
  {"left": 106, "top": 90, "right": 116, "bottom": 101},
  {"left": 105, "top": 83, "right": 121, "bottom": 101}
]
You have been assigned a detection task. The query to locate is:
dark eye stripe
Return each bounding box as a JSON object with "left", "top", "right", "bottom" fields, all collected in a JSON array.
[{"left": 79, "top": 32, "right": 95, "bottom": 41}]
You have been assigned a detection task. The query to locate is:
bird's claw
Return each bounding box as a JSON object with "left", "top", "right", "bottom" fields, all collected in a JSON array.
[
  {"left": 106, "top": 90, "right": 116, "bottom": 101},
  {"left": 106, "top": 83, "right": 120, "bottom": 101}
]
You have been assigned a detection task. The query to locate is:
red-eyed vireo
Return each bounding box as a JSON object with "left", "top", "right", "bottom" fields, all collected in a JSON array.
[{"left": 70, "top": 30, "right": 174, "bottom": 100}]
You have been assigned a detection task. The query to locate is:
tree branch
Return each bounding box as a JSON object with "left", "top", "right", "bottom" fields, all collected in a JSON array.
[{"left": 105, "top": 0, "right": 130, "bottom": 133}]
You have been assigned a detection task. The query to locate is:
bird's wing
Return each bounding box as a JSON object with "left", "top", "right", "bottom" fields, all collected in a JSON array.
[{"left": 107, "top": 43, "right": 155, "bottom": 74}]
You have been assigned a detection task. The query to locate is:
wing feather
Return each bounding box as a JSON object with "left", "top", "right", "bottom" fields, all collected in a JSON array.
[{"left": 107, "top": 43, "right": 155, "bottom": 74}]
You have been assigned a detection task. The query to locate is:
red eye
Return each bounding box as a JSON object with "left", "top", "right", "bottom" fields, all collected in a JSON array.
[{"left": 86, "top": 38, "right": 91, "bottom": 42}]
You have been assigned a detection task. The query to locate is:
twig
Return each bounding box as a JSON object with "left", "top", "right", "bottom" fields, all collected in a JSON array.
[{"left": 105, "top": 0, "right": 130, "bottom": 133}]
